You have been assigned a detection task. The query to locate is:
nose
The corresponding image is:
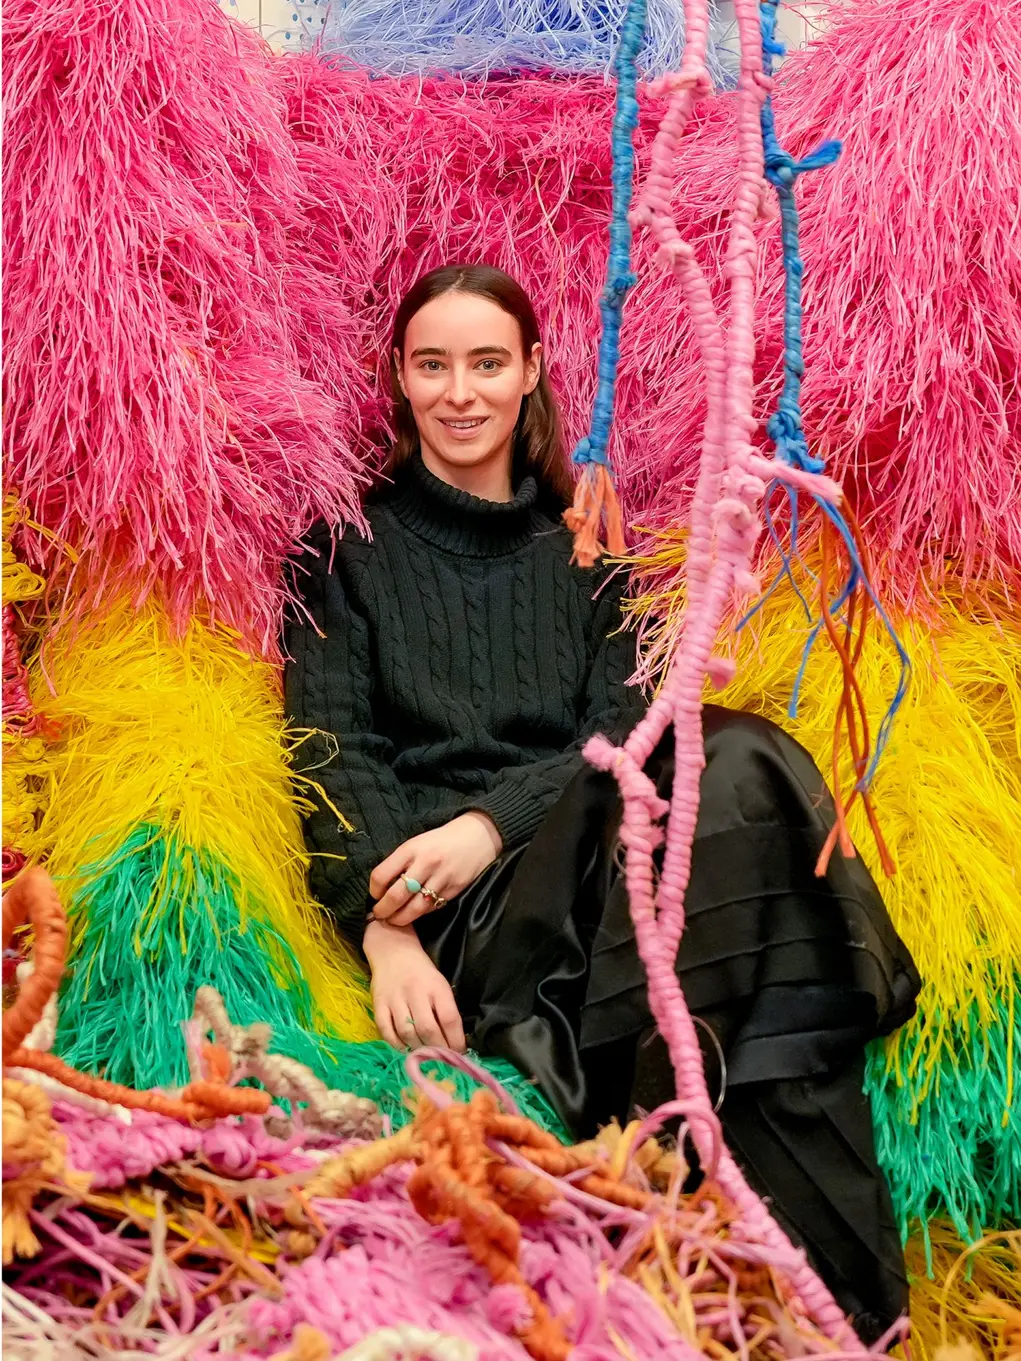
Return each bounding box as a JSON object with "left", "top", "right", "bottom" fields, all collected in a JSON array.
[{"left": 445, "top": 365, "right": 476, "bottom": 407}]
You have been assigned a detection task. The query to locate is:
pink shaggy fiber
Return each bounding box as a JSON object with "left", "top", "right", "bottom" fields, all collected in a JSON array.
[
  {"left": 779, "top": 0, "right": 1021, "bottom": 594},
  {"left": 2, "top": 0, "right": 371, "bottom": 650},
  {"left": 273, "top": 58, "right": 725, "bottom": 524},
  {"left": 5, "top": 0, "right": 1019, "bottom": 636},
  {"left": 640, "top": 0, "right": 1021, "bottom": 600}
]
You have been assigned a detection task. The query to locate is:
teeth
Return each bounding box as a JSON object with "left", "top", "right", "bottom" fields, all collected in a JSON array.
[{"left": 445, "top": 419, "right": 484, "bottom": 429}]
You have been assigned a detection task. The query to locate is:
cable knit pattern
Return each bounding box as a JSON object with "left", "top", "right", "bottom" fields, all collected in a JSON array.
[{"left": 284, "top": 455, "right": 644, "bottom": 945}]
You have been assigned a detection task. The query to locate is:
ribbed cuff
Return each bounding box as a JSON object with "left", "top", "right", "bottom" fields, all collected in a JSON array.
[
  {"left": 332, "top": 871, "right": 373, "bottom": 951},
  {"left": 470, "top": 781, "right": 547, "bottom": 851}
]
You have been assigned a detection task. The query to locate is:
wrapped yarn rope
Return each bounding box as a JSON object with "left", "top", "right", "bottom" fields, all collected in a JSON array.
[
  {"left": 1, "top": 867, "right": 380, "bottom": 1257},
  {"left": 564, "top": 0, "right": 644, "bottom": 566},
  {"left": 582, "top": 0, "right": 899, "bottom": 1349},
  {"left": 626, "top": 1, "right": 906, "bottom": 872},
  {"left": 739, "top": 0, "right": 908, "bottom": 874},
  {"left": 2, "top": 869, "right": 273, "bottom": 1129},
  {"left": 3, "top": 1043, "right": 910, "bottom": 1358},
  {"left": 2, "top": 864, "right": 909, "bottom": 1356}
]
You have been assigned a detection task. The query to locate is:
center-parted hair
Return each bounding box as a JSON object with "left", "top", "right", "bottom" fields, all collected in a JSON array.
[{"left": 388, "top": 264, "right": 572, "bottom": 507}]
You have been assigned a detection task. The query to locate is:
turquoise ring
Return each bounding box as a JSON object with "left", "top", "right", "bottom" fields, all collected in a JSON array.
[{"left": 401, "top": 874, "right": 422, "bottom": 895}]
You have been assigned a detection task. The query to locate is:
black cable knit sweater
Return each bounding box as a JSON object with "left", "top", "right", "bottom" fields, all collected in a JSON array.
[{"left": 284, "top": 454, "right": 644, "bottom": 945}]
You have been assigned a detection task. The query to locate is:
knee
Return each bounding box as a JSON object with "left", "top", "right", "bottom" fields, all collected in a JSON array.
[{"left": 700, "top": 706, "right": 822, "bottom": 829}]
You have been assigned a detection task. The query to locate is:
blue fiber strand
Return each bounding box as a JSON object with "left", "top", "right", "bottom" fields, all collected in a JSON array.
[
  {"left": 787, "top": 566, "right": 861, "bottom": 719},
  {"left": 758, "top": 0, "right": 840, "bottom": 474},
  {"left": 317, "top": 1, "right": 736, "bottom": 83},
  {"left": 738, "top": 482, "right": 817, "bottom": 632},
  {"left": 817, "top": 498, "right": 911, "bottom": 781},
  {"left": 750, "top": 0, "right": 909, "bottom": 785},
  {"left": 572, "top": 0, "right": 646, "bottom": 473}
]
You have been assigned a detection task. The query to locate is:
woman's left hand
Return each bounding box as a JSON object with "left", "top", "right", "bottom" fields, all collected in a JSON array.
[{"left": 369, "top": 812, "right": 503, "bottom": 927}]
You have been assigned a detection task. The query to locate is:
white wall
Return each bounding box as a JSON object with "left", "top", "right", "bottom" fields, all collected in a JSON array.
[
  {"left": 215, "top": 0, "right": 324, "bottom": 49},
  {"left": 714, "top": 2, "right": 823, "bottom": 52}
]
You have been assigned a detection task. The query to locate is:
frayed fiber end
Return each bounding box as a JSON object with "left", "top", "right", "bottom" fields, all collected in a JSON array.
[{"left": 564, "top": 464, "right": 627, "bottom": 568}]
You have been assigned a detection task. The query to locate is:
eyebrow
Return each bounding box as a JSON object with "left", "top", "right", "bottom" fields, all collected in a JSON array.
[{"left": 409, "top": 346, "right": 514, "bottom": 360}]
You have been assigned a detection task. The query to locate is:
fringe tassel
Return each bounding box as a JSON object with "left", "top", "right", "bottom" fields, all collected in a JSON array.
[
  {"left": 867, "top": 998, "right": 1020, "bottom": 1241},
  {"left": 564, "top": 463, "right": 627, "bottom": 568},
  {"left": 564, "top": 2, "right": 643, "bottom": 569}
]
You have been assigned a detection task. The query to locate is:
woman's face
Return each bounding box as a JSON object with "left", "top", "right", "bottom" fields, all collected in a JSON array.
[{"left": 396, "top": 291, "right": 541, "bottom": 489}]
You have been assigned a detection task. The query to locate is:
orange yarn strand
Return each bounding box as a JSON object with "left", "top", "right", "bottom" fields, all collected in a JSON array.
[
  {"left": 2, "top": 867, "right": 270, "bottom": 1122},
  {"left": 2, "top": 868, "right": 67, "bottom": 1062},
  {"left": 407, "top": 1090, "right": 570, "bottom": 1361},
  {"left": 815, "top": 519, "right": 895, "bottom": 878},
  {"left": 6, "top": 1046, "right": 270, "bottom": 1122}
]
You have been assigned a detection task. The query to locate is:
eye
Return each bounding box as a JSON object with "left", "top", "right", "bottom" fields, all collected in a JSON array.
[
  {"left": 477, "top": 359, "right": 502, "bottom": 373},
  {"left": 420, "top": 360, "right": 444, "bottom": 373}
]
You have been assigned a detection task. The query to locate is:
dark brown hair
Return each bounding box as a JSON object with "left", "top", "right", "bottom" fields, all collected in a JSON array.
[{"left": 387, "top": 264, "right": 572, "bottom": 507}]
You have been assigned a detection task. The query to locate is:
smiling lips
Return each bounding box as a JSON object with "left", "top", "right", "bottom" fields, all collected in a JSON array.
[{"left": 439, "top": 416, "right": 488, "bottom": 439}]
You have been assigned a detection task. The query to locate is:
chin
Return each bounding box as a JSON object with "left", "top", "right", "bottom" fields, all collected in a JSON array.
[
  {"left": 436, "top": 445, "right": 499, "bottom": 468},
  {"left": 431, "top": 435, "right": 509, "bottom": 470}
]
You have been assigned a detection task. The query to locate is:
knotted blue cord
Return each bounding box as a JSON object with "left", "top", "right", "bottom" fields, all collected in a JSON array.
[
  {"left": 743, "top": 0, "right": 909, "bottom": 785},
  {"left": 573, "top": 0, "right": 646, "bottom": 474}
]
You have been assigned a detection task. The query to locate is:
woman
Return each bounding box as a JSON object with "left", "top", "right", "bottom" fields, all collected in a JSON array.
[{"left": 285, "top": 264, "right": 920, "bottom": 1337}]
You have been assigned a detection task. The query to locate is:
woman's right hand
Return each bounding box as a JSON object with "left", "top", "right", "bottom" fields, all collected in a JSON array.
[{"left": 364, "top": 919, "right": 466, "bottom": 1053}]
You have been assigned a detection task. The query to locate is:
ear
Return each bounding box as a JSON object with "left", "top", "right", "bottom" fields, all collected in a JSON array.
[
  {"left": 393, "top": 347, "right": 407, "bottom": 398},
  {"left": 523, "top": 342, "right": 542, "bottom": 396}
]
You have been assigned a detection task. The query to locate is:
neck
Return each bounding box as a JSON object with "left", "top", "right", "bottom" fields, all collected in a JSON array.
[{"left": 420, "top": 444, "right": 514, "bottom": 502}]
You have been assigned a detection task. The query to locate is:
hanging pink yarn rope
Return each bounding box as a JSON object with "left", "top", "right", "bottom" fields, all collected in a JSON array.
[{"left": 585, "top": 0, "right": 859, "bottom": 1347}]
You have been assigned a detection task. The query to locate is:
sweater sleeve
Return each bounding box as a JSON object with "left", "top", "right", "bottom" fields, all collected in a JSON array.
[
  {"left": 467, "top": 572, "right": 646, "bottom": 850},
  {"left": 283, "top": 532, "right": 415, "bottom": 944}
]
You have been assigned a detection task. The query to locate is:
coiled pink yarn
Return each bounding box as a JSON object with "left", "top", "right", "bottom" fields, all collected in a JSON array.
[
  {"left": 52, "top": 1104, "right": 329, "bottom": 1188},
  {"left": 53, "top": 1103, "right": 203, "bottom": 1188},
  {"left": 214, "top": 1221, "right": 705, "bottom": 1360},
  {"left": 588, "top": 0, "right": 859, "bottom": 1348}
]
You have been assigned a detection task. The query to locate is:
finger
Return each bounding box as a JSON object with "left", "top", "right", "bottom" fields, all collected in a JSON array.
[
  {"left": 388, "top": 895, "right": 432, "bottom": 928},
  {"left": 374, "top": 1003, "right": 403, "bottom": 1051},
  {"left": 369, "top": 844, "right": 414, "bottom": 901},
  {"left": 389, "top": 876, "right": 452, "bottom": 928},
  {"left": 433, "top": 991, "right": 466, "bottom": 1054},
  {"left": 371, "top": 876, "right": 415, "bottom": 922},
  {"left": 407, "top": 989, "right": 445, "bottom": 1048},
  {"left": 399, "top": 1007, "right": 424, "bottom": 1050}
]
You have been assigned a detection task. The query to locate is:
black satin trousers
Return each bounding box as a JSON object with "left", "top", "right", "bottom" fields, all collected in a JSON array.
[{"left": 415, "top": 707, "right": 921, "bottom": 1340}]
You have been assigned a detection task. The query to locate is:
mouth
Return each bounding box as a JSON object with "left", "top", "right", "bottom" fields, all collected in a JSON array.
[{"left": 439, "top": 416, "right": 488, "bottom": 439}]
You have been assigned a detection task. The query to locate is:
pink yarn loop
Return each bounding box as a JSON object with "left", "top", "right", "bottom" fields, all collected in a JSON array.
[
  {"left": 705, "top": 655, "right": 737, "bottom": 689},
  {"left": 583, "top": 735, "right": 669, "bottom": 820}
]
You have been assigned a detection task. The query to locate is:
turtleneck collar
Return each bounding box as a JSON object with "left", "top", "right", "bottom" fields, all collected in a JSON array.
[{"left": 385, "top": 454, "right": 546, "bottom": 557}]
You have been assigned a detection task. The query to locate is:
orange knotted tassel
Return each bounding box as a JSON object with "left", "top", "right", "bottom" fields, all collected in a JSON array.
[{"left": 563, "top": 464, "right": 627, "bottom": 568}]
